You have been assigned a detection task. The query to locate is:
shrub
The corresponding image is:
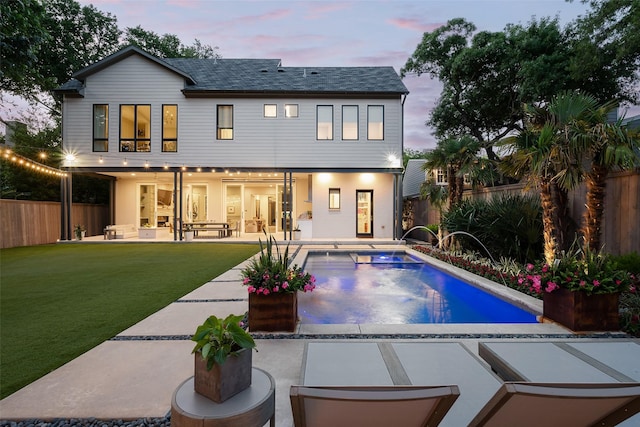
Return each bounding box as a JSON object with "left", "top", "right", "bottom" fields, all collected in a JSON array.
[{"left": 442, "top": 194, "right": 543, "bottom": 264}]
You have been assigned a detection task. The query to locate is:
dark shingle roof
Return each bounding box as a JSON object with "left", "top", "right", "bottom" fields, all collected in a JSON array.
[
  {"left": 55, "top": 46, "right": 409, "bottom": 96},
  {"left": 165, "top": 58, "right": 409, "bottom": 95}
]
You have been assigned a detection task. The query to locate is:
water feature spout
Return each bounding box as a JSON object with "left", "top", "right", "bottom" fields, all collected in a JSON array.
[{"left": 399, "top": 226, "right": 508, "bottom": 287}]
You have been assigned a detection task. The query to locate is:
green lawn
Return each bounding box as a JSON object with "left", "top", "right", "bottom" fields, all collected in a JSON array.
[{"left": 0, "top": 243, "right": 259, "bottom": 399}]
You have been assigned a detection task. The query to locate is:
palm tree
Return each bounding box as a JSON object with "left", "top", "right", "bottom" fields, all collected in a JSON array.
[
  {"left": 500, "top": 91, "right": 600, "bottom": 264},
  {"left": 582, "top": 116, "right": 640, "bottom": 251},
  {"left": 419, "top": 176, "right": 448, "bottom": 248},
  {"left": 423, "top": 136, "right": 484, "bottom": 207}
]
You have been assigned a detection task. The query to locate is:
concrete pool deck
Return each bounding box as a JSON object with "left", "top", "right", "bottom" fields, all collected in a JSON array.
[{"left": 0, "top": 243, "right": 633, "bottom": 426}]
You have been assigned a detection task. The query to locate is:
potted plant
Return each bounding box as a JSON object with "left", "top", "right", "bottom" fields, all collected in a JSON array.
[
  {"left": 519, "top": 246, "right": 633, "bottom": 331},
  {"left": 191, "top": 313, "right": 256, "bottom": 403},
  {"left": 183, "top": 223, "right": 194, "bottom": 242},
  {"left": 241, "top": 231, "right": 316, "bottom": 331},
  {"left": 292, "top": 225, "right": 302, "bottom": 240},
  {"left": 74, "top": 224, "right": 86, "bottom": 240}
]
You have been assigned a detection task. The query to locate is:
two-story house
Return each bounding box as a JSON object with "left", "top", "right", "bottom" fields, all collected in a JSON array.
[{"left": 55, "top": 46, "right": 408, "bottom": 240}]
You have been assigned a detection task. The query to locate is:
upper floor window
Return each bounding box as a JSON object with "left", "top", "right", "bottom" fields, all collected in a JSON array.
[
  {"left": 367, "top": 105, "right": 384, "bottom": 140},
  {"left": 342, "top": 106, "right": 358, "bottom": 140},
  {"left": 93, "top": 104, "right": 108, "bottom": 152},
  {"left": 285, "top": 104, "right": 298, "bottom": 118},
  {"left": 162, "top": 105, "right": 177, "bottom": 152},
  {"left": 217, "top": 105, "right": 233, "bottom": 140},
  {"left": 317, "top": 105, "right": 333, "bottom": 140},
  {"left": 264, "top": 104, "right": 277, "bottom": 118},
  {"left": 120, "top": 104, "right": 150, "bottom": 152},
  {"left": 436, "top": 168, "right": 447, "bottom": 184}
]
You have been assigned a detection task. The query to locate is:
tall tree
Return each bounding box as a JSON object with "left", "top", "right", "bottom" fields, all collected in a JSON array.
[
  {"left": 402, "top": 19, "right": 522, "bottom": 160},
  {"left": 123, "top": 26, "right": 219, "bottom": 59},
  {"left": 0, "top": 0, "right": 49, "bottom": 98},
  {"left": 39, "top": 0, "right": 121, "bottom": 92},
  {"left": 403, "top": 2, "right": 640, "bottom": 161},
  {"left": 568, "top": 0, "right": 640, "bottom": 104}
]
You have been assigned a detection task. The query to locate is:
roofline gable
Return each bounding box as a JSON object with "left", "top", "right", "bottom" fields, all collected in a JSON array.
[{"left": 72, "top": 45, "right": 196, "bottom": 85}]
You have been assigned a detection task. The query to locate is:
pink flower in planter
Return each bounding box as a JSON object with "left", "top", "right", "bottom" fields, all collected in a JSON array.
[
  {"left": 247, "top": 285, "right": 256, "bottom": 293},
  {"left": 273, "top": 286, "right": 279, "bottom": 292},
  {"left": 580, "top": 280, "right": 586, "bottom": 288},
  {"left": 526, "top": 263, "right": 534, "bottom": 271},
  {"left": 243, "top": 278, "right": 250, "bottom": 285},
  {"left": 282, "top": 282, "right": 289, "bottom": 290},
  {"left": 545, "top": 281, "right": 559, "bottom": 293},
  {"left": 263, "top": 288, "right": 271, "bottom": 295},
  {"left": 593, "top": 280, "right": 600, "bottom": 287}
]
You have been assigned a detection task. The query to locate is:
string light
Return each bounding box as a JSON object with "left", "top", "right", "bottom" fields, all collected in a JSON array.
[{"left": 1, "top": 147, "right": 67, "bottom": 177}]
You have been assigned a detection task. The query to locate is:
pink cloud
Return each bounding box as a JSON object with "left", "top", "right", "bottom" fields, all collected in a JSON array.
[
  {"left": 305, "top": 3, "right": 351, "bottom": 19},
  {"left": 388, "top": 17, "right": 443, "bottom": 33}
]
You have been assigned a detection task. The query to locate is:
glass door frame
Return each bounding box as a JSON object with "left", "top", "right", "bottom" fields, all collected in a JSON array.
[
  {"left": 138, "top": 183, "right": 157, "bottom": 227},
  {"left": 224, "top": 183, "right": 244, "bottom": 234},
  {"left": 356, "top": 189, "right": 373, "bottom": 237}
]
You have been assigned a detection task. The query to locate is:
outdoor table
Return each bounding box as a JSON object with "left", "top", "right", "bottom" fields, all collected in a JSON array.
[
  {"left": 299, "top": 342, "right": 502, "bottom": 427},
  {"left": 185, "top": 222, "right": 231, "bottom": 238},
  {"left": 171, "top": 367, "right": 275, "bottom": 427}
]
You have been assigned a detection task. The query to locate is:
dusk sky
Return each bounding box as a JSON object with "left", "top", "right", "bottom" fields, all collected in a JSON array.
[{"left": 7, "top": 0, "right": 637, "bottom": 149}]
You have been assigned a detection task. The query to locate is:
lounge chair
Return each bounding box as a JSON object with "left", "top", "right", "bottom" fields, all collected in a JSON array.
[
  {"left": 290, "top": 385, "right": 460, "bottom": 427},
  {"left": 467, "top": 382, "right": 640, "bottom": 427}
]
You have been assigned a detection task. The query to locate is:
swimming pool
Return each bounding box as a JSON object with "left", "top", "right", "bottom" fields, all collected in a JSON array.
[{"left": 298, "top": 252, "right": 538, "bottom": 324}]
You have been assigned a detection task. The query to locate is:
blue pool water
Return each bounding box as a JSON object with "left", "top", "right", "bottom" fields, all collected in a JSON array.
[{"left": 298, "top": 252, "right": 538, "bottom": 324}]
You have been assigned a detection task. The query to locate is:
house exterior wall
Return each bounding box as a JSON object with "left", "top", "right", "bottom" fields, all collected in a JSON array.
[
  {"left": 312, "top": 172, "right": 395, "bottom": 238},
  {"left": 58, "top": 49, "right": 406, "bottom": 240},
  {"left": 62, "top": 55, "right": 403, "bottom": 170}
]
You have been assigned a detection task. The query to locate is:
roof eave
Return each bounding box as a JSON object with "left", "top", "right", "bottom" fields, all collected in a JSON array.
[
  {"left": 181, "top": 89, "right": 408, "bottom": 98},
  {"left": 72, "top": 45, "right": 197, "bottom": 85}
]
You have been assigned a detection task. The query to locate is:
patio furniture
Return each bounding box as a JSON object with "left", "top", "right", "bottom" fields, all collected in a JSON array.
[
  {"left": 478, "top": 341, "right": 640, "bottom": 426},
  {"left": 171, "top": 368, "right": 275, "bottom": 427},
  {"left": 290, "top": 385, "right": 459, "bottom": 427},
  {"left": 467, "top": 382, "right": 640, "bottom": 427},
  {"left": 297, "top": 342, "right": 502, "bottom": 426},
  {"left": 478, "top": 341, "right": 640, "bottom": 383}
]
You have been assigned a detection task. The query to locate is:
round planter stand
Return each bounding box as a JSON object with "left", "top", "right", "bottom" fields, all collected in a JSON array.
[{"left": 171, "top": 368, "right": 275, "bottom": 427}]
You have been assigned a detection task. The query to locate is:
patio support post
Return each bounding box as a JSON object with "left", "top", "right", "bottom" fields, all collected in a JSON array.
[
  {"left": 179, "top": 170, "right": 183, "bottom": 240},
  {"left": 395, "top": 172, "right": 403, "bottom": 240},
  {"left": 60, "top": 173, "right": 73, "bottom": 241},
  {"left": 60, "top": 174, "right": 67, "bottom": 241},
  {"left": 173, "top": 171, "right": 178, "bottom": 241},
  {"left": 289, "top": 171, "right": 293, "bottom": 240}
]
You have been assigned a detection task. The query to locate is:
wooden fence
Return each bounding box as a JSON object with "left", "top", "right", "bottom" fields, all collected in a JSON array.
[
  {"left": 0, "top": 199, "right": 109, "bottom": 249},
  {"left": 405, "top": 170, "right": 640, "bottom": 256}
]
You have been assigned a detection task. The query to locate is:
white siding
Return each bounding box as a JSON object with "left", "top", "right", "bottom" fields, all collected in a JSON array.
[{"left": 62, "top": 56, "right": 403, "bottom": 171}]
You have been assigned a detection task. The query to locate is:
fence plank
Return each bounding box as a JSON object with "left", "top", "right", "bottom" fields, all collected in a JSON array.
[{"left": 0, "top": 200, "right": 109, "bottom": 248}]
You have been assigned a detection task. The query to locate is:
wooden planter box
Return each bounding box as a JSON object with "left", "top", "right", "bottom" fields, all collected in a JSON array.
[
  {"left": 249, "top": 292, "right": 298, "bottom": 332},
  {"left": 194, "top": 347, "right": 252, "bottom": 403},
  {"left": 543, "top": 288, "right": 619, "bottom": 332}
]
